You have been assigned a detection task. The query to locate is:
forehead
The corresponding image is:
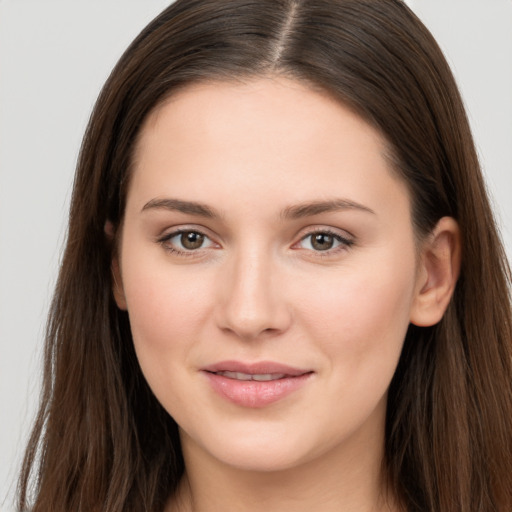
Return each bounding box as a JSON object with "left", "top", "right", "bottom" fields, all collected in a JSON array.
[
  {"left": 127, "top": 77, "right": 409, "bottom": 220},
  {"left": 138, "top": 77, "right": 387, "bottom": 153}
]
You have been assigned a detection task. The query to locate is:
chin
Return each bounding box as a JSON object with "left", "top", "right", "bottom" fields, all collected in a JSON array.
[
  {"left": 181, "top": 419, "right": 321, "bottom": 473},
  {"left": 210, "top": 443, "right": 308, "bottom": 473}
]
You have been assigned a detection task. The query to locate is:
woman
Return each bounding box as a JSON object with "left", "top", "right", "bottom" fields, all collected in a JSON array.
[{"left": 18, "top": 0, "right": 512, "bottom": 511}]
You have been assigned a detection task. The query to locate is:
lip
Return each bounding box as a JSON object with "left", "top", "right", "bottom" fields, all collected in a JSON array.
[
  {"left": 202, "top": 360, "right": 310, "bottom": 376},
  {"left": 202, "top": 360, "right": 313, "bottom": 408}
]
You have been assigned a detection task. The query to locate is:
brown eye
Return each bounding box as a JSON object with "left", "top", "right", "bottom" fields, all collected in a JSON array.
[
  {"left": 295, "top": 230, "right": 353, "bottom": 253},
  {"left": 311, "top": 233, "right": 335, "bottom": 251},
  {"left": 161, "top": 229, "right": 215, "bottom": 254},
  {"left": 180, "top": 231, "right": 205, "bottom": 250}
]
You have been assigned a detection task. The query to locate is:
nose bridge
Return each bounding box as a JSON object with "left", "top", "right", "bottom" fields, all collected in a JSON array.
[{"left": 217, "top": 242, "right": 289, "bottom": 339}]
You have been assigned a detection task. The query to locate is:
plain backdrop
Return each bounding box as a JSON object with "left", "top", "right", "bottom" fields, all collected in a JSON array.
[{"left": 1, "top": 1, "right": 511, "bottom": 510}]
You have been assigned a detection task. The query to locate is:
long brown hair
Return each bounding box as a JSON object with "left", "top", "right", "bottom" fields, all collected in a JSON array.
[{"left": 18, "top": 1, "right": 512, "bottom": 510}]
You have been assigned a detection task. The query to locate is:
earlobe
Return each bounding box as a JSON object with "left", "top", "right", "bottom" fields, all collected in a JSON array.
[
  {"left": 105, "top": 220, "right": 127, "bottom": 311},
  {"left": 410, "top": 217, "right": 461, "bottom": 327}
]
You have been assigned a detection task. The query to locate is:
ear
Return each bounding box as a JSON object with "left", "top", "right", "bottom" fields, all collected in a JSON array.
[
  {"left": 105, "top": 220, "right": 127, "bottom": 310},
  {"left": 410, "top": 217, "right": 461, "bottom": 327}
]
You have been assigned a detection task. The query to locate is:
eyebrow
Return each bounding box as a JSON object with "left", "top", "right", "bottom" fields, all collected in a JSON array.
[
  {"left": 281, "top": 199, "right": 375, "bottom": 219},
  {"left": 141, "top": 198, "right": 218, "bottom": 218},
  {"left": 141, "top": 197, "right": 375, "bottom": 219}
]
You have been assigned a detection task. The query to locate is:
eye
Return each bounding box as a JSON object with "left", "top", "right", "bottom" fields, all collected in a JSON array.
[
  {"left": 296, "top": 230, "right": 353, "bottom": 252},
  {"left": 159, "top": 229, "right": 216, "bottom": 253}
]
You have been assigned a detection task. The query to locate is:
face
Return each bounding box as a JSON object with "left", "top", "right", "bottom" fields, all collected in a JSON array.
[{"left": 114, "top": 78, "right": 425, "bottom": 473}]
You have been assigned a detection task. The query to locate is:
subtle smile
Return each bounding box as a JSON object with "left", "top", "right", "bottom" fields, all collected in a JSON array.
[{"left": 202, "top": 361, "right": 313, "bottom": 408}]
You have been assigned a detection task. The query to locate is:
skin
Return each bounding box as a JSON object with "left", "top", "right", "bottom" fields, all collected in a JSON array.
[{"left": 111, "top": 77, "right": 460, "bottom": 511}]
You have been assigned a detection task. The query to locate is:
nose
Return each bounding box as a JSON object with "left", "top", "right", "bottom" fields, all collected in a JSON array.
[{"left": 215, "top": 248, "right": 292, "bottom": 340}]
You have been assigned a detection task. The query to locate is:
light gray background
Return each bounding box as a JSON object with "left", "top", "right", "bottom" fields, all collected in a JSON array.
[{"left": 1, "top": 1, "right": 511, "bottom": 510}]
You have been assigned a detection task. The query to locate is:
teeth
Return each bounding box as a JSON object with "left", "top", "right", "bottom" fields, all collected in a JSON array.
[
  {"left": 252, "top": 373, "right": 286, "bottom": 381},
  {"left": 216, "top": 371, "right": 287, "bottom": 381},
  {"left": 220, "top": 371, "right": 252, "bottom": 380}
]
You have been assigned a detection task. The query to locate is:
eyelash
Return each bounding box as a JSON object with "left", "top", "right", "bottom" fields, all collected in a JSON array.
[
  {"left": 295, "top": 228, "right": 354, "bottom": 256},
  {"left": 157, "top": 229, "right": 216, "bottom": 257},
  {"left": 157, "top": 228, "right": 354, "bottom": 257}
]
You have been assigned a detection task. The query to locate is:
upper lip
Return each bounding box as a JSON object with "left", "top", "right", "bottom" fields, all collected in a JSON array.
[{"left": 201, "top": 360, "right": 311, "bottom": 376}]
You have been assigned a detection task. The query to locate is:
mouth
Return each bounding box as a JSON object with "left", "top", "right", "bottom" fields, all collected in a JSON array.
[
  {"left": 201, "top": 361, "right": 313, "bottom": 408},
  {"left": 212, "top": 371, "right": 289, "bottom": 381}
]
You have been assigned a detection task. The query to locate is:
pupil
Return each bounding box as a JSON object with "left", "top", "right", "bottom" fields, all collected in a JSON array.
[
  {"left": 312, "top": 233, "right": 333, "bottom": 251},
  {"left": 181, "top": 232, "right": 204, "bottom": 250}
]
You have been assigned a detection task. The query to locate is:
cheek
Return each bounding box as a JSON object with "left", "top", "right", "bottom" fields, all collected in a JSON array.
[
  {"left": 294, "top": 249, "right": 417, "bottom": 372},
  {"left": 127, "top": 273, "right": 198, "bottom": 343},
  {"left": 120, "top": 250, "right": 215, "bottom": 381}
]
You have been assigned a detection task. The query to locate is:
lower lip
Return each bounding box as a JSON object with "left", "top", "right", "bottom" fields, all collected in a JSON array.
[{"left": 204, "top": 372, "right": 312, "bottom": 408}]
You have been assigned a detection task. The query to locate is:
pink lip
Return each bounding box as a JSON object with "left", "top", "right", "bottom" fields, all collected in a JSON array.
[
  {"left": 201, "top": 360, "right": 313, "bottom": 408},
  {"left": 202, "top": 360, "right": 309, "bottom": 375}
]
